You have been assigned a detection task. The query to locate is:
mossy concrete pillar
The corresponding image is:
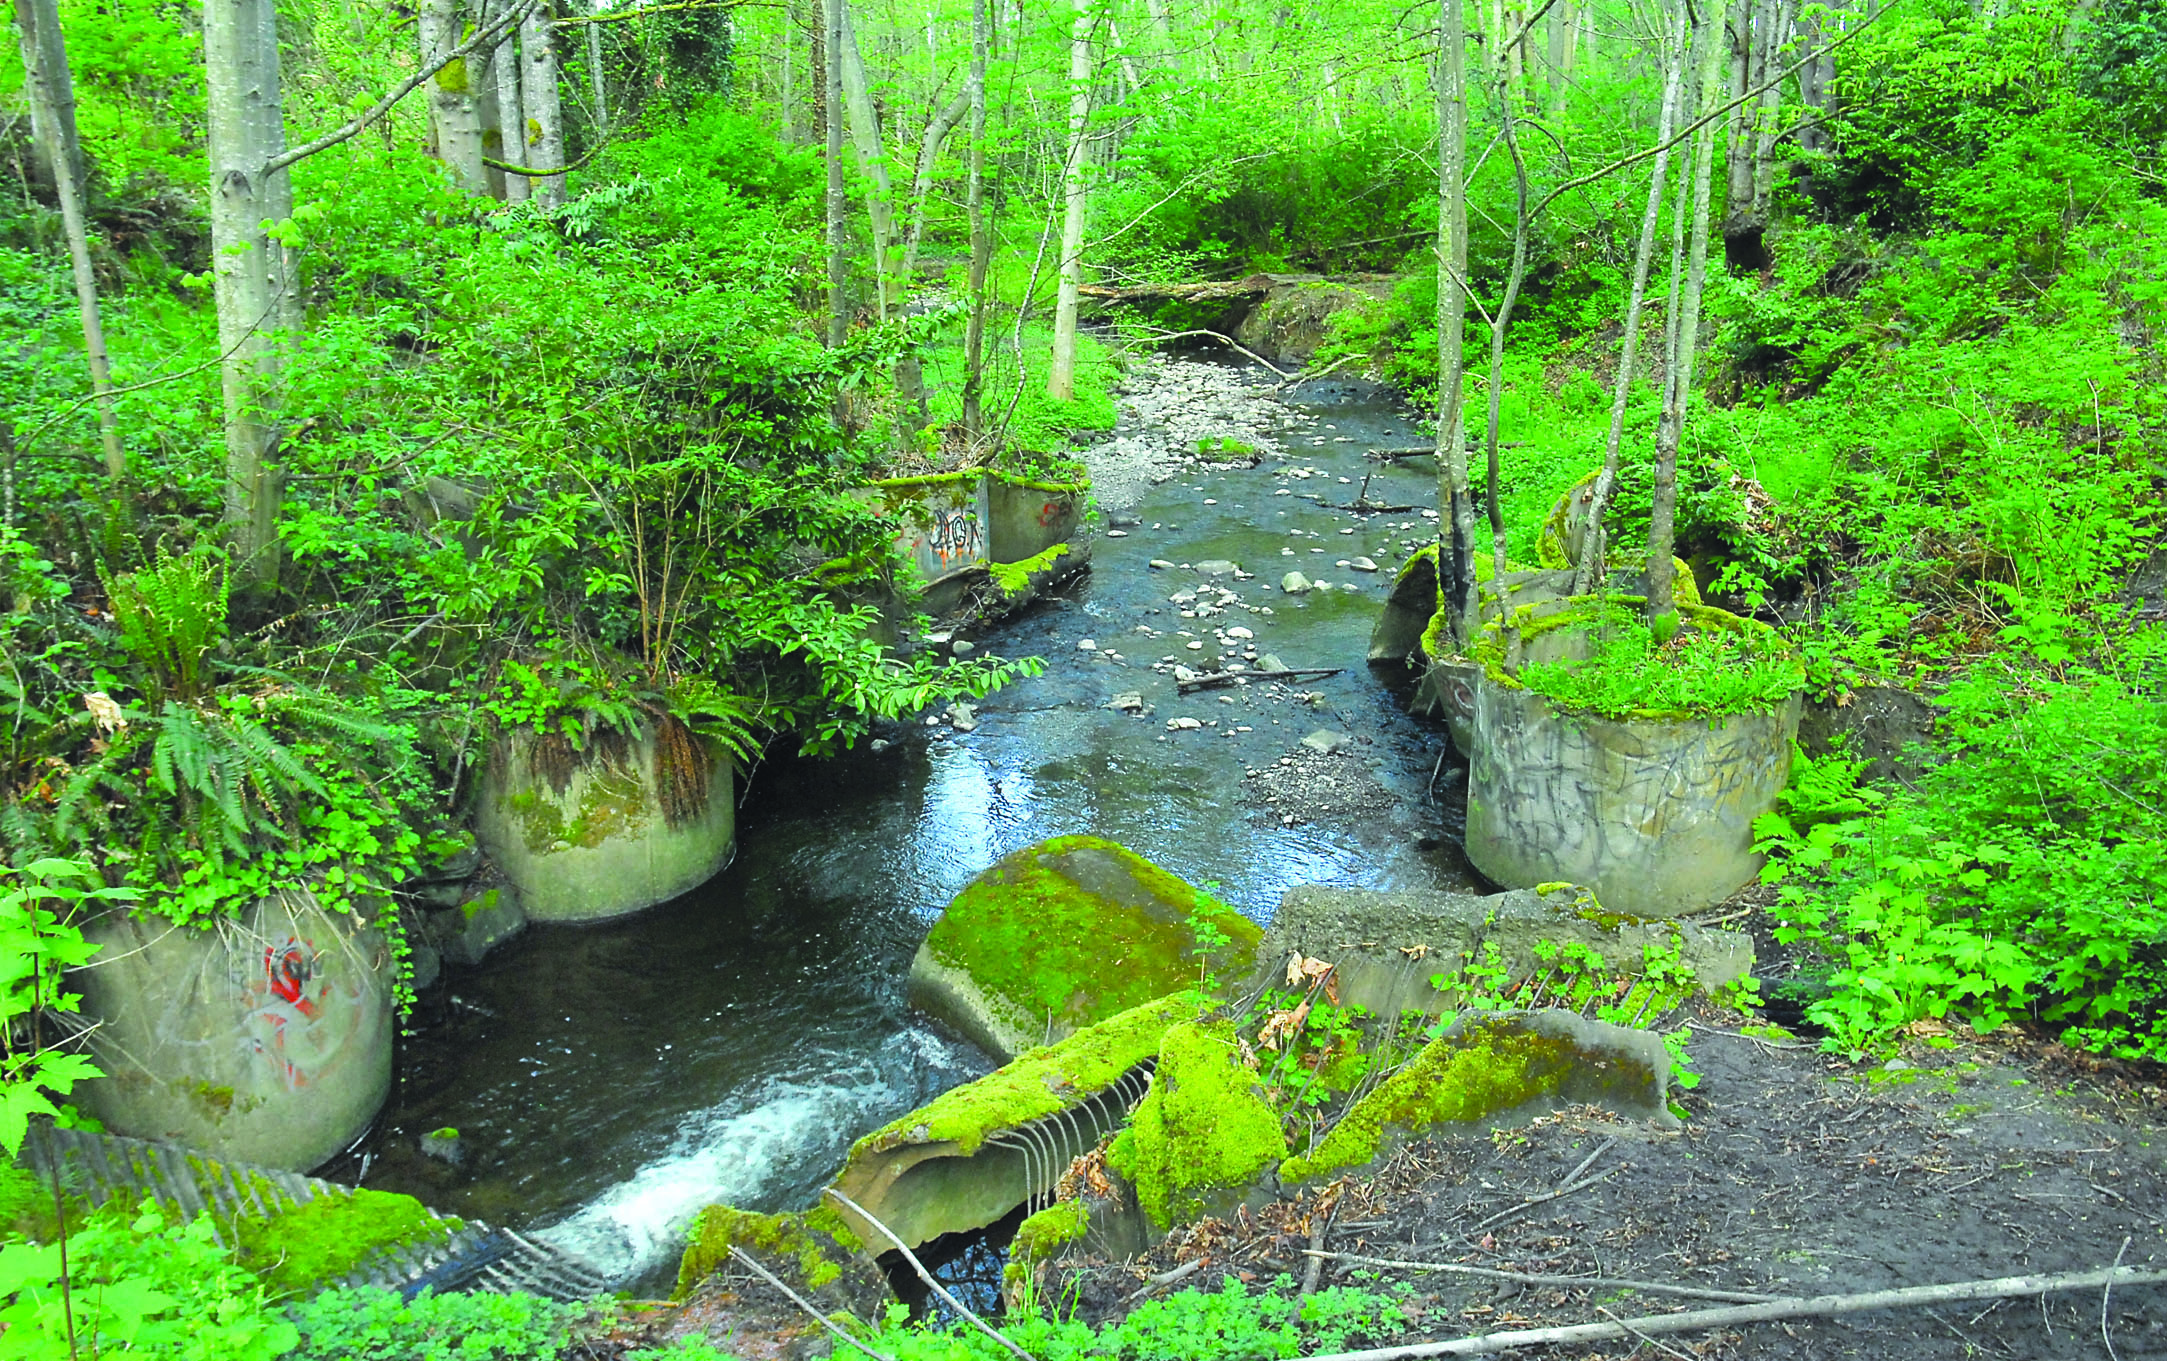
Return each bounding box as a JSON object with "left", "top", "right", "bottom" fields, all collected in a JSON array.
[
  {"left": 73, "top": 891, "right": 394, "bottom": 1171},
  {"left": 476, "top": 721, "right": 736, "bottom": 923},
  {"left": 1464, "top": 673, "right": 1801, "bottom": 916},
  {"left": 986, "top": 477, "right": 1083, "bottom": 565}
]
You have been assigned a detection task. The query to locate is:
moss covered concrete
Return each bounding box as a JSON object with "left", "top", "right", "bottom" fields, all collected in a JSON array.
[
  {"left": 231, "top": 1186, "right": 453, "bottom": 1295},
  {"left": 1108, "top": 1021, "right": 1287, "bottom": 1231},
  {"left": 1280, "top": 1011, "right": 1671, "bottom": 1184},
  {"left": 857, "top": 994, "right": 1199, "bottom": 1160},
  {"left": 911, "top": 835, "right": 1259, "bottom": 1059},
  {"left": 1011, "top": 1199, "right": 1090, "bottom": 1263},
  {"left": 672, "top": 1203, "right": 866, "bottom": 1302}
]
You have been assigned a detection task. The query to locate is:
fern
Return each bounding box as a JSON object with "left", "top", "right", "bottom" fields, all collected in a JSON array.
[{"left": 101, "top": 545, "right": 230, "bottom": 703}]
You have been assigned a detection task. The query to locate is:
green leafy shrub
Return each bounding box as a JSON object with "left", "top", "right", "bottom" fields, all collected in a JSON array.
[
  {"left": 288, "top": 1286, "right": 595, "bottom": 1361},
  {"left": 1759, "top": 643, "right": 2167, "bottom": 1059},
  {"left": 1510, "top": 601, "right": 1803, "bottom": 719}
]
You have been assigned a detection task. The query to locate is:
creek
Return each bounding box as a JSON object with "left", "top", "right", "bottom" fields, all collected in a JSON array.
[{"left": 359, "top": 356, "right": 1483, "bottom": 1295}]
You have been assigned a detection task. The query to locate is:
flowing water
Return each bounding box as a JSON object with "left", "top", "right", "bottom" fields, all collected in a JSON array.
[{"left": 362, "top": 358, "right": 1483, "bottom": 1295}]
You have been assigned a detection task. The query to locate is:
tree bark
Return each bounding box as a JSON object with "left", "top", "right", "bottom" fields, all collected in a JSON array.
[
  {"left": 1569, "top": 5, "right": 1687, "bottom": 596},
  {"left": 823, "top": 0, "right": 847, "bottom": 348},
  {"left": 1045, "top": 0, "right": 1093, "bottom": 402},
  {"left": 1484, "top": 18, "right": 1535, "bottom": 651},
  {"left": 422, "top": 0, "right": 489, "bottom": 193},
  {"left": 1646, "top": 0, "right": 1730, "bottom": 633},
  {"left": 961, "top": 0, "right": 990, "bottom": 440},
  {"left": 494, "top": 19, "right": 529, "bottom": 202},
  {"left": 523, "top": 1, "right": 566, "bottom": 205},
  {"left": 205, "top": 0, "right": 283, "bottom": 583},
  {"left": 1435, "top": 0, "right": 1479, "bottom": 645},
  {"left": 837, "top": 1, "right": 896, "bottom": 319},
  {"left": 586, "top": 0, "right": 609, "bottom": 137},
  {"left": 14, "top": 0, "right": 122, "bottom": 489},
  {"left": 900, "top": 90, "right": 970, "bottom": 284}
]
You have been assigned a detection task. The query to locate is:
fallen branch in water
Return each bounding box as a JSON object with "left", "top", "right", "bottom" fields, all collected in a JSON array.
[
  {"left": 1178, "top": 666, "right": 1344, "bottom": 694},
  {"left": 1300, "top": 1263, "right": 2167, "bottom": 1361},
  {"left": 1299, "top": 1250, "right": 1777, "bottom": 1305}
]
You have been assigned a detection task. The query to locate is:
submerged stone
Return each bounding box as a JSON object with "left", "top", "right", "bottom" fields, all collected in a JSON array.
[
  {"left": 907, "top": 834, "right": 1260, "bottom": 1060},
  {"left": 1281, "top": 1009, "right": 1674, "bottom": 1184}
]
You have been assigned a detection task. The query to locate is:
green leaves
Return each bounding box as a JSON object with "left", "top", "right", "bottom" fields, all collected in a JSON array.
[{"left": 0, "top": 858, "right": 126, "bottom": 1156}]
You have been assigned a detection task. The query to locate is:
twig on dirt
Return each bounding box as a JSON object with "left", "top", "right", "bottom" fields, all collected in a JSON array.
[
  {"left": 1596, "top": 1305, "right": 1696, "bottom": 1361},
  {"left": 1299, "top": 1201, "right": 1337, "bottom": 1298},
  {"left": 727, "top": 1246, "right": 899, "bottom": 1361},
  {"left": 1299, "top": 1264, "right": 2167, "bottom": 1361},
  {"left": 1123, "top": 1257, "right": 1204, "bottom": 1304},
  {"left": 2105, "top": 1236, "right": 2132, "bottom": 1361},
  {"left": 1468, "top": 1163, "right": 1622, "bottom": 1233},
  {"left": 1298, "top": 1251, "right": 1778, "bottom": 1305},
  {"left": 824, "top": 1190, "right": 1036, "bottom": 1361}
]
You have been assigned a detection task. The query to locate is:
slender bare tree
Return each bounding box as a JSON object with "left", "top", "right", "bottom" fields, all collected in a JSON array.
[
  {"left": 1436, "top": 0, "right": 1478, "bottom": 644},
  {"left": 12, "top": 0, "right": 122, "bottom": 489},
  {"left": 494, "top": 21, "right": 529, "bottom": 203},
  {"left": 1646, "top": 0, "right": 1732, "bottom": 634},
  {"left": 824, "top": 0, "right": 847, "bottom": 348},
  {"left": 838, "top": 1, "right": 897, "bottom": 318},
  {"left": 961, "top": 0, "right": 991, "bottom": 439},
  {"left": 1046, "top": 0, "right": 1093, "bottom": 402},
  {"left": 1570, "top": 3, "right": 1689, "bottom": 597}
]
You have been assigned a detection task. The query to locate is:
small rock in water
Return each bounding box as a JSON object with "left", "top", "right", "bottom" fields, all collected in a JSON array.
[
  {"left": 948, "top": 703, "right": 978, "bottom": 732},
  {"left": 1168, "top": 716, "right": 1204, "bottom": 730},
  {"left": 1195, "top": 559, "right": 1239, "bottom": 577},
  {"left": 1302, "top": 728, "right": 1354, "bottom": 754},
  {"left": 1108, "top": 512, "right": 1142, "bottom": 528},
  {"left": 1281, "top": 571, "right": 1313, "bottom": 594},
  {"left": 950, "top": 638, "right": 978, "bottom": 657},
  {"left": 1149, "top": 559, "right": 1174, "bottom": 570},
  {"left": 1350, "top": 557, "right": 1380, "bottom": 572},
  {"left": 1226, "top": 626, "right": 1254, "bottom": 639},
  {"left": 1186, "top": 640, "right": 1205, "bottom": 650},
  {"left": 1109, "top": 692, "right": 1146, "bottom": 712},
  {"left": 1106, "top": 530, "right": 1129, "bottom": 537},
  {"left": 869, "top": 738, "right": 891, "bottom": 753},
  {"left": 420, "top": 1127, "right": 463, "bottom": 1166},
  {"left": 1077, "top": 639, "right": 1097, "bottom": 650},
  {"left": 1259, "top": 653, "right": 1290, "bottom": 673}
]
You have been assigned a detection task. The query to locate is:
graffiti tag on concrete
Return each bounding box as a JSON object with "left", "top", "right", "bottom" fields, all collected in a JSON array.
[{"left": 240, "top": 935, "right": 369, "bottom": 1093}]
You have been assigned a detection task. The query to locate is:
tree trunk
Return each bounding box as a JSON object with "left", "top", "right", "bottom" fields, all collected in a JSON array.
[
  {"left": 205, "top": 0, "right": 283, "bottom": 583},
  {"left": 1484, "top": 20, "right": 1535, "bottom": 649},
  {"left": 9, "top": 0, "right": 80, "bottom": 197},
  {"left": 1569, "top": 5, "right": 1688, "bottom": 596},
  {"left": 494, "top": 20, "right": 529, "bottom": 203},
  {"left": 900, "top": 90, "right": 971, "bottom": 284},
  {"left": 254, "top": 0, "right": 301, "bottom": 337},
  {"left": 823, "top": 0, "right": 847, "bottom": 348},
  {"left": 1646, "top": 0, "right": 1730, "bottom": 633},
  {"left": 471, "top": 5, "right": 506, "bottom": 199},
  {"left": 1722, "top": 2, "right": 1761, "bottom": 270},
  {"left": 1045, "top": 0, "right": 1092, "bottom": 402},
  {"left": 1435, "top": 0, "right": 1477, "bottom": 645},
  {"left": 1547, "top": 0, "right": 1577, "bottom": 113},
  {"left": 586, "top": 0, "right": 609, "bottom": 137},
  {"left": 779, "top": 6, "right": 795, "bottom": 142},
  {"left": 523, "top": 1, "right": 566, "bottom": 206},
  {"left": 837, "top": 1, "right": 896, "bottom": 319},
  {"left": 422, "top": 0, "right": 489, "bottom": 193},
  {"left": 14, "top": 0, "right": 121, "bottom": 489},
  {"left": 961, "top": 0, "right": 990, "bottom": 440}
]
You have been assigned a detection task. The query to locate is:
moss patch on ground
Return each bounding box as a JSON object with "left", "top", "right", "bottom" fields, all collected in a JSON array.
[
  {"left": 855, "top": 993, "right": 1202, "bottom": 1159},
  {"left": 231, "top": 1187, "right": 453, "bottom": 1295},
  {"left": 673, "top": 1203, "right": 864, "bottom": 1302},
  {"left": 1109, "top": 1021, "right": 1287, "bottom": 1231},
  {"left": 922, "top": 835, "right": 1259, "bottom": 1039},
  {"left": 1282, "top": 1019, "right": 1610, "bottom": 1183}
]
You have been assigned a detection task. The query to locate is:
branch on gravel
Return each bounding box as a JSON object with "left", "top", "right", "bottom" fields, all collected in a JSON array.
[
  {"left": 1300, "top": 1251, "right": 1778, "bottom": 1305},
  {"left": 1178, "top": 667, "right": 1344, "bottom": 694},
  {"left": 1300, "top": 1264, "right": 2167, "bottom": 1361}
]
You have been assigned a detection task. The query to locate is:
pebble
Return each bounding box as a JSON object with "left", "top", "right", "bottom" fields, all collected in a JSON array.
[
  {"left": 1106, "top": 530, "right": 1129, "bottom": 537},
  {"left": 1149, "top": 559, "right": 1174, "bottom": 570},
  {"left": 1109, "top": 692, "right": 1145, "bottom": 712},
  {"left": 1350, "top": 557, "right": 1380, "bottom": 572},
  {"left": 1226, "top": 626, "right": 1254, "bottom": 639},
  {"left": 1281, "top": 571, "right": 1312, "bottom": 594},
  {"left": 1077, "top": 639, "right": 1097, "bottom": 650},
  {"left": 950, "top": 639, "right": 977, "bottom": 657},
  {"left": 1186, "top": 641, "right": 1205, "bottom": 650},
  {"left": 1302, "top": 729, "right": 1353, "bottom": 753},
  {"left": 1168, "top": 717, "right": 1204, "bottom": 730},
  {"left": 1195, "top": 559, "right": 1239, "bottom": 576}
]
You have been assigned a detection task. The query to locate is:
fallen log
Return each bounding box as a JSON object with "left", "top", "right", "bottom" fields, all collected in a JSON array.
[
  {"left": 1299, "top": 1263, "right": 2167, "bottom": 1361},
  {"left": 1079, "top": 273, "right": 1279, "bottom": 303},
  {"left": 1178, "top": 666, "right": 1344, "bottom": 694}
]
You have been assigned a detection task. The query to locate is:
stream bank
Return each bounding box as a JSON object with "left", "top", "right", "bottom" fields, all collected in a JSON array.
[{"left": 359, "top": 354, "right": 1481, "bottom": 1293}]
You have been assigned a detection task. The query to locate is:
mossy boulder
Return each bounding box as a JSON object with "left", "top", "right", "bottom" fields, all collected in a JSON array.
[
  {"left": 1011, "top": 1199, "right": 1089, "bottom": 1265},
  {"left": 832, "top": 994, "right": 1198, "bottom": 1253},
  {"left": 1108, "top": 1020, "right": 1288, "bottom": 1232},
  {"left": 476, "top": 720, "right": 735, "bottom": 923},
  {"left": 73, "top": 891, "right": 394, "bottom": 1172},
  {"left": 1281, "top": 1010, "right": 1674, "bottom": 1184},
  {"left": 908, "top": 835, "right": 1260, "bottom": 1060},
  {"left": 672, "top": 1203, "right": 886, "bottom": 1315}
]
